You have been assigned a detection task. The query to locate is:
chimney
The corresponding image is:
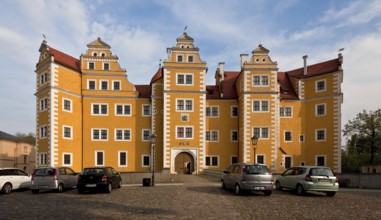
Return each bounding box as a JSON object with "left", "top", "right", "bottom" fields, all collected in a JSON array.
[
  {"left": 240, "top": 54, "right": 248, "bottom": 68},
  {"left": 218, "top": 62, "right": 225, "bottom": 82},
  {"left": 303, "top": 55, "right": 308, "bottom": 75}
]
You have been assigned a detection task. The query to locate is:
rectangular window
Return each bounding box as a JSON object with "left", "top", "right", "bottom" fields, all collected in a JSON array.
[
  {"left": 115, "top": 104, "right": 131, "bottom": 116},
  {"left": 181, "top": 114, "right": 189, "bottom": 122},
  {"left": 257, "top": 155, "right": 265, "bottom": 164},
  {"left": 115, "top": 129, "right": 131, "bottom": 141},
  {"left": 253, "top": 127, "right": 269, "bottom": 139},
  {"left": 177, "top": 74, "right": 193, "bottom": 85},
  {"left": 231, "top": 131, "right": 238, "bottom": 141},
  {"left": 284, "top": 131, "right": 292, "bottom": 142},
  {"left": 316, "top": 156, "right": 326, "bottom": 166},
  {"left": 177, "top": 99, "right": 193, "bottom": 111},
  {"left": 92, "top": 129, "right": 108, "bottom": 141},
  {"left": 177, "top": 126, "right": 193, "bottom": 139},
  {"left": 253, "top": 75, "right": 269, "bottom": 86},
  {"left": 231, "top": 156, "right": 238, "bottom": 165},
  {"left": 316, "top": 104, "right": 326, "bottom": 116},
  {"left": 63, "top": 126, "right": 72, "bottom": 139},
  {"left": 92, "top": 104, "right": 108, "bottom": 115},
  {"left": 63, "top": 153, "right": 72, "bottom": 166},
  {"left": 119, "top": 151, "right": 127, "bottom": 167},
  {"left": 40, "top": 98, "right": 48, "bottom": 111},
  {"left": 316, "top": 80, "right": 326, "bottom": 92},
  {"left": 177, "top": 55, "right": 183, "bottom": 62},
  {"left": 231, "top": 106, "right": 238, "bottom": 117},
  {"left": 113, "top": 81, "right": 120, "bottom": 90},
  {"left": 142, "top": 105, "right": 151, "bottom": 116},
  {"left": 187, "top": 55, "right": 193, "bottom": 63},
  {"left": 63, "top": 99, "right": 72, "bottom": 112},
  {"left": 316, "top": 129, "right": 326, "bottom": 141},
  {"left": 88, "top": 80, "right": 96, "bottom": 90},
  {"left": 103, "top": 63, "right": 109, "bottom": 70},
  {"left": 101, "top": 81, "right": 108, "bottom": 90},
  {"left": 40, "top": 125, "right": 47, "bottom": 138},
  {"left": 280, "top": 107, "right": 292, "bottom": 117},
  {"left": 206, "top": 107, "right": 219, "bottom": 117},
  {"left": 253, "top": 100, "right": 269, "bottom": 112},
  {"left": 39, "top": 153, "right": 47, "bottom": 165},
  {"left": 205, "top": 156, "right": 219, "bottom": 166},
  {"left": 40, "top": 72, "right": 48, "bottom": 85},
  {"left": 89, "top": 62, "right": 94, "bottom": 70},
  {"left": 142, "top": 155, "right": 150, "bottom": 167},
  {"left": 253, "top": 76, "right": 260, "bottom": 85},
  {"left": 285, "top": 156, "right": 292, "bottom": 169},
  {"left": 206, "top": 131, "right": 218, "bottom": 141},
  {"left": 142, "top": 130, "right": 151, "bottom": 141},
  {"left": 261, "top": 76, "right": 269, "bottom": 85},
  {"left": 300, "top": 134, "right": 304, "bottom": 142},
  {"left": 95, "top": 151, "right": 104, "bottom": 166}
]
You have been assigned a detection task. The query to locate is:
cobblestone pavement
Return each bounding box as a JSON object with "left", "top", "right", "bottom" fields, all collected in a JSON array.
[{"left": 1, "top": 174, "right": 381, "bottom": 219}]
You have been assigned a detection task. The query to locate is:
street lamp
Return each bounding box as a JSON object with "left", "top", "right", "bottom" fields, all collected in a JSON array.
[
  {"left": 251, "top": 135, "right": 259, "bottom": 163},
  {"left": 150, "top": 133, "right": 157, "bottom": 186}
]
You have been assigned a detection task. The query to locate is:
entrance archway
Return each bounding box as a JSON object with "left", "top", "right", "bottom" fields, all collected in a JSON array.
[{"left": 175, "top": 152, "right": 194, "bottom": 174}]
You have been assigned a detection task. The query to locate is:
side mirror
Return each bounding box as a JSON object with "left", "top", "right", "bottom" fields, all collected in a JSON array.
[{"left": 223, "top": 170, "right": 228, "bottom": 174}]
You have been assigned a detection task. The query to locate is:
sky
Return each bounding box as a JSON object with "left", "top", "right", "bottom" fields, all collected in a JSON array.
[{"left": 0, "top": 0, "right": 381, "bottom": 144}]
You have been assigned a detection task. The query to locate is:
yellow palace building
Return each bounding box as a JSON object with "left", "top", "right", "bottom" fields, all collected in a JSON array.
[{"left": 35, "top": 32, "right": 343, "bottom": 174}]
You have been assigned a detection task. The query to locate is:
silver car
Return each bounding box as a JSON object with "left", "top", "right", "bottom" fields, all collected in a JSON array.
[
  {"left": 31, "top": 167, "right": 78, "bottom": 193},
  {"left": 221, "top": 163, "right": 273, "bottom": 195}
]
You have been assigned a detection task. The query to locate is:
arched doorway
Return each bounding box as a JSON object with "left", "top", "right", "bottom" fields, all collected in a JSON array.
[{"left": 175, "top": 152, "right": 194, "bottom": 174}]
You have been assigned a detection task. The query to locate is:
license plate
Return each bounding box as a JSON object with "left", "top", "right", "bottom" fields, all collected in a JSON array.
[
  {"left": 254, "top": 187, "right": 265, "bottom": 190},
  {"left": 86, "top": 184, "right": 96, "bottom": 187},
  {"left": 319, "top": 179, "right": 330, "bottom": 182}
]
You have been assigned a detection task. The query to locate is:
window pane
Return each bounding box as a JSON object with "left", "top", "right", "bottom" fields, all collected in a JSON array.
[
  {"left": 185, "top": 100, "right": 192, "bottom": 111},
  {"left": 253, "top": 101, "right": 260, "bottom": 111},
  {"left": 186, "top": 75, "right": 192, "bottom": 84},
  {"left": 253, "top": 76, "right": 260, "bottom": 85},
  {"left": 177, "top": 127, "right": 184, "bottom": 138},
  {"left": 97, "top": 152, "right": 103, "bottom": 165},
  {"left": 261, "top": 76, "right": 268, "bottom": 85},
  {"left": 261, "top": 101, "right": 268, "bottom": 111},
  {"left": 93, "top": 105, "right": 99, "bottom": 114},
  {"left": 116, "top": 105, "right": 123, "bottom": 115},
  {"left": 186, "top": 127, "right": 192, "bottom": 138},
  {"left": 124, "top": 130, "right": 130, "bottom": 140},
  {"left": 124, "top": 105, "right": 130, "bottom": 115},
  {"left": 101, "top": 130, "right": 107, "bottom": 140},
  {"left": 120, "top": 152, "right": 127, "bottom": 166},
  {"left": 116, "top": 130, "right": 122, "bottom": 140},
  {"left": 178, "top": 75, "right": 184, "bottom": 84},
  {"left": 101, "top": 105, "right": 107, "bottom": 114}
]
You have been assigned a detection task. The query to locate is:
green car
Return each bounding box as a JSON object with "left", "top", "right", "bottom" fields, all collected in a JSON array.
[{"left": 275, "top": 166, "right": 339, "bottom": 197}]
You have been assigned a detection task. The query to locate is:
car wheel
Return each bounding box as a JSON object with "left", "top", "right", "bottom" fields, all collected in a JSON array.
[
  {"left": 235, "top": 184, "right": 242, "bottom": 195},
  {"left": 264, "top": 190, "right": 272, "bottom": 196},
  {"left": 275, "top": 181, "right": 282, "bottom": 190},
  {"left": 296, "top": 184, "right": 305, "bottom": 195},
  {"left": 77, "top": 187, "right": 85, "bottom": 194},
  {"left": 117, "top": 180, "right": 122, "bottom": 188},
  {"left": 31, "top": 189, "right": 40, "bottom": 194},
  {"left": 106, "top": 183, "right": 112, "bottom": 193},
  {"left": 57, "top": 183, "right": 64, "bottom": 193},
  {"left": 221, "top": 180, "right": 226, "bottom": 189},
  {"left": 326, "top": 192, "right": 336, "bottom": 197},
  {"left": 2, "top": 183, "right": 12, "bottom": 194}
]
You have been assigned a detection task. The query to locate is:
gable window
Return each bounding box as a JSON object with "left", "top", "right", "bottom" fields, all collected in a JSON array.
[
  {"left": 187, "top": 55, "right": 193, "bottom": 63},
  {"left": 253, "top": 75, "right": 269, "bottom": 86},
  {"left": 119, "top": 151, "right": 128, "bottom": 167},
  {"left": 316, "top": 104, "right": 326, "bottom": 116},
  {"left": 253, "top": 127, "right": 269, "bottom": 139},
  {"left": 206, "top": 106, "right": 219, "bottom": 117},
  {"left": 115, "top": 104, "right": 131, "bottom": 116},
  {"left": 177, "top": 74, "right": 193, "bottom": 85},
  {"left": 316, "top": 129, "right": 326, "bottom": 141},
  {"left": 177, "top": 99, "right": 193, "bottom": 111},
  {"left": 316, "top": 79, "right": 326, "bottom": 92},
  {"left": 284, "top": 131, "right": 292, "bottom": 142},
  {"left": 280, "top": 107, "right": 292, "bottom": 117},
  {"left": 88, "top": 80, "right": 96, "bottom": 90},
  {"left": 177, "top": 55, "right": 183, "bottom": 62},
  {"left": 63, "top": 98, "right": 72, "bottom": 112},
  {"left": 89, "top": 62, "right": 94, "bottom": 70},
  {"left": 92, "top": 104, "right": 108, "bottom": 115},
  {"left": 142, "top": 105, "right": 151, "bottom": 116},
  {"left": 101, "top": 81, "right": 108, "bottom": 90},
  {"left": 113, "top": 81, "right": 121, "bottom": 90},
  {"left": 103, "top": 63, "right": 109, "bottom": 70},
  {"left": 253, "top": 100, "right": 269, "bottom": 112}
]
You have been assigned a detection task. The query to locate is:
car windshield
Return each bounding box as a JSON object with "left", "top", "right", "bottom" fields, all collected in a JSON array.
[
  {"left": 246, "top": 165, "right": 270, "bottom": 174},
  {"left": 310, "top": 168, "right": 335, "bottom": 177},
  {"left": 82, "top": 168, "right": 105, "bottom": 175}
]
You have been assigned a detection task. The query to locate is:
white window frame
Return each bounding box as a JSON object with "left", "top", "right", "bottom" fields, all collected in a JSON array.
[
  {"left": 176, "top": 73, "right": 193, "bottom": 85},
  {"left": 187, "top": 55, "right": 194, "bottom": 63},
  {"left": 256, "top": 154, "right": 266, "bottom": 164},
  {"left": 315, "top": 103, "right": 326, "bottom": 116},
  {"left": 206, "top": 106, "right": 219, "bottom": 117},
  {"left": 62, "top": 153, "right": 72, "bottom": 166},
  {"left": 231, "top": 130, "right": 238, "bottom": 142},
  {"left": 177, "top": 54, "right": 184, "bottom": 62},
  {"left": 62, "top": 125, "right": 73, "bottom": 140},
  {"left": 39, "top": 153, "right": 47, "bottom": 165},
  {"left": 115, "top": 104, "right": 131, "bottom": 116},
  {"left": 299, "top": 134, "right": 305, "bottom": 142},
  {"left": 62, "top": 98, "right": 72, "bottom": 112},
  {"left": 315, "top": 79, "right": 327, "bottom": 92},
  {"left": 88, "top": 79, "right": 96, "bottom": 90},
  {"left": 95, "top": 150, "right": 104, "bottom": 166},
  {"left": 92, "top": 128, "right": 108, "bottom": 141},
  {"left": 206, "top": 130, "right": 219, "bottom": 142},
  {"left": 181, "top": 114, "right": 189, "bottom": 122},
  {"left": 114, "top": 129, "right": 132, "bottom": 141},
  {"left": 142, "top": 104, "right": 151, "bottom": 116},
  {"left": 284, "top": 156, "right": 293, "bottom": 169},
  {"left": 103, "top": 62, "right": 110, "bottom": 70},
  {"left": 315, "top": 128, "right": 326, "bottom": 142},
  {"left": 284, "top": 130, "right": 292, "bottom": 142},
  {"left": 40, "top": 97, "right": 48, "bottom": 112},
  {"left": 176, "top": 126, "right": 194, "bottom": 139},
  {"left": 88, "top": 62, "right": 95, "bottom": 70},
  {"left": 253, "top": 100, "right": 269, "bottom": 112},
  {"left": 205, "top": 156, "right": 219, "bottom": 167},
  {"left": 39, "top": 125, "right": 48, "bottom": 139},
  {"left": 231, "top": 106, "right": 238, "bottom": 118},
  {"left": 142, "top": 129, "right": 151, "bottom": 141},
  {"left": 315, "top": 155, "right": 326, "bottom": 166},
  {"left": 100, "top": 80, "right": 108, "bottom": 90},
  {"left": 118, "top": 151, "right": 128, "bottom": 167},
  {"left": 92, "top": 103, "right": 108, "bottom": 116},
  {"left": 253, "top": 75, "right": 269, "bottom": 86},
  {"left": 40, "top": 72, "right": 48, "bottom": 85},
  {"left": 176, "top": 99, "right": 193, "bottom": 112},
  {"left": 280, "top": 107, "right": 292, "bottom": 117},
  {"left": 112, "top": 80, "right": 121, "bottom": 91},
  {"left": 142, "top": 154, "right": 150, "bottom": 167},
  {"left": 253, "top": 127, "right": 270, "bottom": 139}
]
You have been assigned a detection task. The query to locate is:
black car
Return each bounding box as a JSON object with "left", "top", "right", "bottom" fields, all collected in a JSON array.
[{"left": 76, "top": 167, "right": 122, "bottom": 193}]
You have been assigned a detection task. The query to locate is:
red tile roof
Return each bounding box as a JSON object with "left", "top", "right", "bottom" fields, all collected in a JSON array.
[
  {"left": 49, "top": 47, "right": 80, "bottom": 72},
  {"left": 150, "top": 67, "right": 163, "bottom": 84},
  {"left": 285, "top": 58, "right": 340, "bottom": 79},
  {"left": 277, "top": 72, "right": 299, "bottom": 100},
  {"left": 135, "top": 85, "right": 151, "bottom": 98}
]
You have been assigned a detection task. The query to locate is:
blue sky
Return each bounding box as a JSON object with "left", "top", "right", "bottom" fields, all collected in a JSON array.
[{"left": 1, "top": 0, "right": 381, "bottom": 142}]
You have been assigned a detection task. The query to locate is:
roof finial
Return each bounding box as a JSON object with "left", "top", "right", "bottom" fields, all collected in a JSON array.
[
  {"left": 184, "top": 25, "right": 187, "bottom": 34},
  {"left": 42, "top": 33, "right": 47, "bottom": 44},
  {"left": 159, "top": 59, "right": 162, "bottom": 68}
]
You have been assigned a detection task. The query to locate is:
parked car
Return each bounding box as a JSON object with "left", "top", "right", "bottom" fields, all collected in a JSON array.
[
  {"left": 0, "top": 168, "right": 31, "bottom": 194},
  {"left": 221, "top": 163, "right": 273, "bottom": 195},
  {"left": 275, "top": 166, "right": 339, "bottom": 197},
  {"left": 31, "top": 167, "right": 78, "bottom": 193},
  {"left": 76, "top": 167, "right": 122, "bottom": 194}
]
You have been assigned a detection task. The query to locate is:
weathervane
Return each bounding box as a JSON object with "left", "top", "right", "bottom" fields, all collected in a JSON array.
[
  {"left": 184, "top": 25, "right": 187, "bottom": 33},
  {"left": 159, "top": 59, "right": 162, "bottom": 68}
]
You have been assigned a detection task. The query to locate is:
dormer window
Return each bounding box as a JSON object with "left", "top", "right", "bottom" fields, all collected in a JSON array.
[
  {"left": 177, "top": 55, "right": 183, "bottom": 62},
  {"left": 283, "top": 89, "right": 288, "bottom": 94}
]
